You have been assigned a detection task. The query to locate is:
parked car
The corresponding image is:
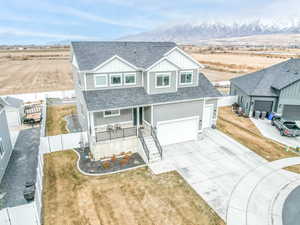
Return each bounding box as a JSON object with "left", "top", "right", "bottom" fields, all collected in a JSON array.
[{"left": 272, "top": 116, "right": 300, "bottom": 137}]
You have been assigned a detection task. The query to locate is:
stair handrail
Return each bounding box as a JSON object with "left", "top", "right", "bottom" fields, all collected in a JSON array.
[
  {"left": 150, "top": 127, "right": 163, "bottom": 159},
  {"left": 138, "top": 128, "right": 150, "bottom": 162}
]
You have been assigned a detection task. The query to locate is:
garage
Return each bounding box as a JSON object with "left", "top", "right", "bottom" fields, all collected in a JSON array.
[
  {"left": 157, "top": 117, "right": 198, "bottom": 146},
  {"left": 282, "top": 105, "right": 300, "bottom": 120},
  {"left": 253, "top": 100, "right": 273, "bottom": 113}
]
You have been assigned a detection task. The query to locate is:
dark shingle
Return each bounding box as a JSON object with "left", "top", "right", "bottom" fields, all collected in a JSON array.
[
  {"left": 83, "top": 73, "right": 221, "bottom": 111},
  {"left": 231, "top": 58, "right": 300, "bottom": 96},
  {"left": 71, "top": 41, "right": 176, "bottom": 71}
]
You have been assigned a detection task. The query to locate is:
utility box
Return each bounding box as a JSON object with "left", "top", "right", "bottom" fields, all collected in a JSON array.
[{"left": 261, "top": 111, "right": 267, "bottom": 119}]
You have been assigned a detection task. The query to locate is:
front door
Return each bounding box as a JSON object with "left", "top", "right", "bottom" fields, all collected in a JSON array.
[{"left": 133, "top": 107, "right": 143, "bottom": 126}]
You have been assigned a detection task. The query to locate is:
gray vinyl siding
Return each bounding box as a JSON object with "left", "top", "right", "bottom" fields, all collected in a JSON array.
[
  {"left": 144, "top": 106, "right": 151, "bottom": 123},
  {"left": 178, "top": 69, "right": 198, "bottom": 88},
  {"left": 148, "top": 71, "right": 177, "bottom": 95},
  {"left": 230, "top": 84, "right": 252, "bottom": 115},
  {"left": 278, "top": 80, "right": 300, "bottom": 106},
  {"left": 93, "top": 109, "right": 133, "bottom": 126},
  {"left": 0, "top": 110, "right": 13, "bottom": 182},
  {"left": 85, "top": 71, "right": 143, "bottom": 90},
  {"left": 152, "top": 100, "right": 204, "bottom": 127},
  {"left": 143, "top": 72, "right": 147, "bottom": 90}
]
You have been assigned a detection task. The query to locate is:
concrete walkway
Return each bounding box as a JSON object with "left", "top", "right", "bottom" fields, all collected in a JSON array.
[
  {"left": 150, "top": 129, "right": 267, "bottom": 220},
  {"left": 226, "top": 157, "right": 300, "bottom": 225},
  {"left": 251, "top": 118, "right": 300, "bottom": 148}
]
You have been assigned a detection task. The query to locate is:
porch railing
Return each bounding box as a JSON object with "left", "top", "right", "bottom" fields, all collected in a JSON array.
[
  {"left": 151, "top": 127, "right": 163, "bottom": 160},
  {"left": 138, "top": 128, "right": 150, "bottom": 162},
  {"left": 95, "top": 126, "right": 137, "bottom": 142}
]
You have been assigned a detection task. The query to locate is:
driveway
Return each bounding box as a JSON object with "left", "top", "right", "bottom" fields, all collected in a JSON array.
[
  {"left": 251, "top": 118, "right": 300, "bottom": 148},
  {"left": 150, "top": 129, "right": 267, "bottom": 219},
  {"left": 283, "top": 185, "right": 300, "bottom": 225},
  {"left": 0, "top": 128, "right": 40, "bottom": 209}
]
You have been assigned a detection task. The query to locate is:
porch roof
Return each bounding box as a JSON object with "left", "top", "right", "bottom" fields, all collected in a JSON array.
[{"left": 83, "top": 73, "right": 222, "bottom": 111}]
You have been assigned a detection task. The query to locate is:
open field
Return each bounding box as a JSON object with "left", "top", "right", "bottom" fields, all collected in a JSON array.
[
  {"left": 0, "top": 49, "right": 73, "bottom": 95},
  {"left": 43, "top": 150, "right": 225, "bottom": 225},
  {"left": 46, "top": 104, "right": 77, "bottom": 136},
  {"left": 217, "top": 107, "right": 300, "bottom": 174}
]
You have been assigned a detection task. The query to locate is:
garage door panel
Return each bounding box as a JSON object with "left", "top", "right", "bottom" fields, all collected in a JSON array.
[
  {"left": 254, "top": 101, "right": 273, "bottom": 112},
  {"left": 283, "top": 105, "right": 300, "bottom": 120},
  {"left": 157, "top": 117, "right": 198, "bottom": 146}
]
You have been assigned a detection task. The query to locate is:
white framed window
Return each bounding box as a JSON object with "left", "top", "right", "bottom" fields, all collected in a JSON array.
[
  {"left": 110, "top": 74, "right": 122, "bottom": 86},
  {"left": 155, "top": 73, "right": 170, "bottom": 88},
  {"left": 94, "top": 74, "right": 108, "bottom": 87},
  {"left": 124, "top": 73, "right": 136, "bottom": 85},
  {"left": 0, "top": 138, "right": 4, "bottom": 158},
  {"left": 180, "top": 71, "right": 193, "bottom": 85},
  {"left": 104, "top": 110, "right": 120, "bottom": 117}
]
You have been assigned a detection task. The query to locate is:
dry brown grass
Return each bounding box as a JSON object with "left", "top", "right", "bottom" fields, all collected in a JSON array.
[
  {"left": 217, "top": 107, "right": 300, "bottom": 173},
  {"left": 46, "top": 104, "right": 77, "bottom": 136},
  {"left": 43, "top": 150, "right": 225, "bottom": 225}
]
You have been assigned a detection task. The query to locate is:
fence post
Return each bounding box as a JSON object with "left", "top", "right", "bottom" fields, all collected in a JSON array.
[{"left": 61, "top": 135, "right": 64, "bottom": 150}]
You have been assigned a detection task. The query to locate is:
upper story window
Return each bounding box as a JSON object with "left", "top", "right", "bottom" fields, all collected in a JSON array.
[
  {"left": 180, "top": 71, "right": 193, "bottom": 85},
  {"left": 0, "top": 138, "right": 4, "bottom": 158},
  {"left": 110, "top": 74, "right": 122, "bottom": 86},
  {"left": 94, "top": 74, "right": 108, "bottom": 87},
  {"left": 124, "top": 73, "right": 136, "bottom": 85},
  {"left": 156, "top": 73, "right": 170, "bottom": 88},
  {"left": 104, "top": 110, "right": 120, "bottom": 117}
]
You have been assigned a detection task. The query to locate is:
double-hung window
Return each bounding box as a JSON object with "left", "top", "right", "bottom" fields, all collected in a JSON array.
[
  {"left": 124, "top": 73, "right": 136, "bottom": 85},
  {"left": 180, "top": 71, "right": 193, "bottom": 85},
  {"left": 110, "top": 74, "right": 122, "bottom": 86},
  {"left": 156, "top": 73, "right": 170, "bottom": 88},
  {"left": 94, "top": 74, "right": 108, "bottom": 87},
  {"left": 0, "top": 139, "right": 4, "bottom": 158},
  {"left": 104, "top": 110, "right": 120, "bottom": 117}
]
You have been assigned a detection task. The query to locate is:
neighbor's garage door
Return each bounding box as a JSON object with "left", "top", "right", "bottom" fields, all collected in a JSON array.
[
  {"left": 157, "top": 117, "right": 198, "bottom": 146},
  {"left": 282, "top": 105, "right": 300, "bottom": 120},
  {"left": 253, "top": 100, "right": 273, "bottom": 112},
  {"left": 6, "top": 111, "right": 20, "bottom": 127}
]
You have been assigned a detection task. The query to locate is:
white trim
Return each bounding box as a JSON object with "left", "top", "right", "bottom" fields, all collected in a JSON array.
[
  {"left": 179, "top": 70, "right": 193, "bottom": 85},
  {"left": 103, "top": 109, "right": 120, "bottom": 118},
  {"left": 157, "top": 116, "right": 199, "bottom": 126},
  {"left": 143, "top": 119, "right": 151, "bottom": 127},
  {"left": 110, "top": 73, "right": 122, "bottom": 87},
  {"left": 164, "top": 46, "right": 204, "bottom": 68},
  {"left": 155, "top": 72, "right": 171, "bottom": 89},
  {"left": 124, "top": 73, "right": 137, "bottom": 86},
  {"left": 147, "top": 71, "right": 150, "bottom": 94},
  {"left": 141, "top": 72, "right": 144, "bottom": 87},
  {"left": 146, "top": 57, "right": 181, "bottom": 71},
  {"left": 92, "top": 55, "right": 139, "bottom": 72},
  {"left": 151, "top": 105, "right": 154, "bottom": 126},
  {"left": 90, "top": 112, "right": 95, "bottom": 136},
  {"left": 84, "top": 72, "right": 87, "bottom": 90},
  {"left": 175, "top": 70, "right": 178, "bottom": 91},
  {"left": 94, "top": 74, "right": 108, "bottom": 88}
]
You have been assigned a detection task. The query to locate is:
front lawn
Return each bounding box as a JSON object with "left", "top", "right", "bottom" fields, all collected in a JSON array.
[
  {"left": 46, "top": 104, "right": 76, "bottom": 136},
  {"left": 43, "top": 151, "right": 225, "bottom": 225},
  {"left": 217, "top": 106, "right": 300, "bottom": 173}
]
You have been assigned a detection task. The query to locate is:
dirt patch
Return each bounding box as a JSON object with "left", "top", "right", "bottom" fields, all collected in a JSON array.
[
  {"left": 217, "top": 107, "right": 300, "bottom": 173},
  {"left": 46, "top": 104, "right": 77, "bottom": 136},
  {"left": 43, "top": 151, "right": 225, "bottom": 225}
]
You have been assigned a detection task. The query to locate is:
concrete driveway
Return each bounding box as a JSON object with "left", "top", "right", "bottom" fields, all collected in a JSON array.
[
  {"left": 150, "top": 129, "right": 267, "bottom": 219},
  {"left": 251, "top": 118, "right": 300, "bottom": 148}
]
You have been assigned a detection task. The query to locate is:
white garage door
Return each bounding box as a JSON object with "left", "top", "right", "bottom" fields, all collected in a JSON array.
[
  {"left": 6, "top": 111, "right": 20, "bottom": 127},
  {"left": 157, "top": 117, "right": 198, "bottom": 146}
]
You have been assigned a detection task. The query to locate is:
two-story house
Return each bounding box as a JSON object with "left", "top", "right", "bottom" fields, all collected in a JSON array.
[{"left": 71, "top": 41, "right": 221, "bottom": 162}]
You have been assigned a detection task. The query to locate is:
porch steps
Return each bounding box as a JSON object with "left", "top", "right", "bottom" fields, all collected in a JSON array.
[{"left": 144, "top": 136, "right": 161, "bottom": 163}]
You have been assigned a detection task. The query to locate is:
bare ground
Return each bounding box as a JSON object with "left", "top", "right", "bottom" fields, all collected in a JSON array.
[
  {"left": 217, "top": 107, "right": 300, "bottom": 174},
  {"left": 43, "top": 151, "right": 225, "bottom": 225}
]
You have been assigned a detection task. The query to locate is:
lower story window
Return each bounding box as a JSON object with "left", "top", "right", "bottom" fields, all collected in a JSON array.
[{"left": 104, "top": 110, "right": 120, "bottom": 117}]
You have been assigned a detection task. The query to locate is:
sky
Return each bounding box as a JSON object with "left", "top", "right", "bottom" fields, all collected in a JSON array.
[{"left": 1, "top": 0, "right": 300, "bottom": 45}]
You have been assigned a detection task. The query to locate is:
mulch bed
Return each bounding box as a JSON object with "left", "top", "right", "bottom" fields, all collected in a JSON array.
[{"left": 74, "top": 148, "right": 145, "bottom": 174}]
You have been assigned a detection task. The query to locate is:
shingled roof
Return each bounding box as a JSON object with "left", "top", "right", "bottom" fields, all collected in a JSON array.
[
  {"left": 231, "top": 58, "right": 300, "bottom": 96},
  {"left": 83, "top": 73, "right": 222, "bottom": 111},
  {"left": 71, "top": 41, "right": 177, "bottom": 71}
]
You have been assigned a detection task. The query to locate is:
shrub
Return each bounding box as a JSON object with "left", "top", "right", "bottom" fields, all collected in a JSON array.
[
  {"left": 119, "top": 158, "right": 128, "bottom": 167},
  {"left": 102, "top": 160, "right": 111, "bottom": 169},
  {"left": 111, "top": 155, "right": 117, "bottom": 163}
]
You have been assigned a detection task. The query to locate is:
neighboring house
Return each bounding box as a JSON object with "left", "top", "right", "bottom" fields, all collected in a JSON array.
[
  {"left": 230, "top": 58, "right": 300, "bottom": 120},
  {"left": 0, "top": 96, "right": 24, "bottom": 127},
  {"left": 71, "top": 41, "right": 221, "bottom": 162},
  {"left": 0, "top": 103, "right": 13, "bottom": 182}
]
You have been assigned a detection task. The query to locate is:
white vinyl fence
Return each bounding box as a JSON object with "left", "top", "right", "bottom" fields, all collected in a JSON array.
[
  {"left": 218, "top": 95, "right": 238, "bottom": 107},
  {"left": 0, "top": 90, "right": 75, "bottom": 103}
]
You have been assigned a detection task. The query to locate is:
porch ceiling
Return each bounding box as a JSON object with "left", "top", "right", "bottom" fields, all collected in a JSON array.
[{"left": 83, "top": 73, "right": 221, "bottom": 111}]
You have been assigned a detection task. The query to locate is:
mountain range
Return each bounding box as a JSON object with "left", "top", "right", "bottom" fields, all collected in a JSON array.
[{"left": 119, "top": 21, "right": 300, "bottom": 46}]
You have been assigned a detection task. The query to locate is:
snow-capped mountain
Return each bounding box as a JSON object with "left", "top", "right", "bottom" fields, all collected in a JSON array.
[{"left": 119, "top": 21, "right": 300, "bottom": 44}]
